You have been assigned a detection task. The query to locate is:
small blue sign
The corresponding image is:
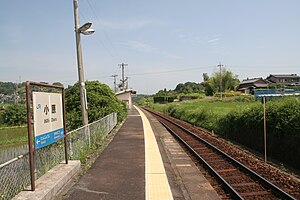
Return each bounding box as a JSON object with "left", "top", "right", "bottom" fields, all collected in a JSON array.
[{"left": 35, "top": 128, "right": 64, "bottom": 149}]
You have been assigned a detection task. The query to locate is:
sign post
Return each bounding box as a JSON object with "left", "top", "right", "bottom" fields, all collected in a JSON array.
[
  {"left": 26, "top": 81, "right": 68, "bottom": 191},
  {"left": 263, "top": 96, "right": 267, "bottom": 163}
]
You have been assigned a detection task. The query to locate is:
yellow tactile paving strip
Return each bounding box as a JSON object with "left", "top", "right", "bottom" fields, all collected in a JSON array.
[{"left": 135, "top": 106, "right": 173, "bottom": 200}]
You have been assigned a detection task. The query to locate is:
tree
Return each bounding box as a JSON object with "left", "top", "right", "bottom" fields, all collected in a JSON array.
[
  {"left": 2, "top": 104, "right": 27, "bottom": 125},
  {"left": 52, "top": 82, "right": 64, "bottom": 86},
  {"left": 202, "top": 73, "right": 214, "bottom": 96},
  {"left": 174, "top": 82, "right": 204, "bottom": 94},
  {"left": 65, "top": 81, "right": 127, "bottom": 130},
  {"left": 203, "top": 73, "right": 209, "bottom": 82},
  {"left": 0, "top": 82, "right": 15, "bottom": 95},
  {"left": 202, "top": 68, "right": 239, "bottom": 96}
]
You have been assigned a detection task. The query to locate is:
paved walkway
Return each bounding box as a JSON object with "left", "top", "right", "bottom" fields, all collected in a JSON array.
[
  {"left": 62, "top": 107, "right": 220, "bottom": 200},
  {"left": 64, "top": 108, "right": 145, "bottom": 200}
]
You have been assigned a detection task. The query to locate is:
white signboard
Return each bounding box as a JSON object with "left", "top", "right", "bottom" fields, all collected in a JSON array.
[{"left": 32, "top": 92, "right": 64, "bottom": 149}]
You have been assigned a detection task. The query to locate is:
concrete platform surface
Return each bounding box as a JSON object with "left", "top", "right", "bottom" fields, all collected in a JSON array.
[
  {"left": 13, "top": 160, "right": 81, "bottom": 200},
  {"left": 62, "top": 108, "right": 145, "bottom": 200},
  {"left": 59, "top": 107, "right": 220, "bottom": 200},
  {"left": 144, "top": 109, "right": 221, "bottom": 200}
]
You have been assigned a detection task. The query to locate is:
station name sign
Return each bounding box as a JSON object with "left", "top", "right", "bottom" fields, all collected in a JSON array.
[{"left": 32, "top": 92, "right": 64, "bottom": 149}]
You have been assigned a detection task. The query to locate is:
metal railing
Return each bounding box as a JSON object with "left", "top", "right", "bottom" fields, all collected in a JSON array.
[{"left": 0, "top": 112, "right": 117, "bottom": 200}]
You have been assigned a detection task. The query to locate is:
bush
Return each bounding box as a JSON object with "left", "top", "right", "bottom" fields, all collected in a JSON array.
[
  {"left": 2, "top": 104, "right": 27, "bottom": 126},
  {"left": 214, "top": 91, "right": 243, "bottom": 98},
  {"left": 218, "top": 97, "right": 300, "bottom": 169},
  {"left": 153, "top": 96, "right": 175, "bottom": 103},
  {"left": 234, "top": 95, "right": 255, "bottom": 102},
  {"left": 151, "top": 97, "right": 300, "bottom": 169},
  {"left": 178, "top": 93, "right": 204, "bottom": 101},
  {"left": 65, "top": 81, "right": 127, "bottom": 130}
]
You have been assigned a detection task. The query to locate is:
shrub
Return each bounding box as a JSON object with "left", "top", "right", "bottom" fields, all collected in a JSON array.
[
  {"left": 219, "top": 97, "right": 300, "bottom": 169},
  {"left": 2, "top": 104, "right": 27, "bottom": 126},
  {"left": 153, "top": 96, "right": 175, "bottom": 103},
  {"left": 151, "top": 97, "right": 300, "bottom": 169},
  {"left": 65, "top": 81, "right": 127, "bottom": 130},
  {"left": 178, "top": 93, "right": 204, "bottom": 101}
]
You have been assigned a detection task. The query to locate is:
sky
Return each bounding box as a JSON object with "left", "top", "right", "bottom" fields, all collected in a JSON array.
[{"left": 1, "top": 1, "right": 300, "bottom": 94}]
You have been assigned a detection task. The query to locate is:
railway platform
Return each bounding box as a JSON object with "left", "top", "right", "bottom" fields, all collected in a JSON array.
[{"left": 61, "top": 106, "right": 220, "bottom": 200}]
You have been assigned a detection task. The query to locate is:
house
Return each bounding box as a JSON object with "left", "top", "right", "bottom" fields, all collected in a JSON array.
[
  {"left": 266, "top": 74, "right": 300, "bottom": 85},
  {"left": 237, "top": 78, "right": 269, "bottom": 94},
  {"left": 116, "top": 89, "right": 136, "bottom": 109}
]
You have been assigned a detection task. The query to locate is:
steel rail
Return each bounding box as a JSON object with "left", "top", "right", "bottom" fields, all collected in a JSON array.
[
  {"left": 144, "top": 108, "right": 296, "bottom": 200},
  {"left": 160, "top": 120, "right": 243, "bottom": 199}
]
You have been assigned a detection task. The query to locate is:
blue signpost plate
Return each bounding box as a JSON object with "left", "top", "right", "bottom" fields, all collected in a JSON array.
[{"left": 34, "top": 128, "right": 64, "bottom": 149}]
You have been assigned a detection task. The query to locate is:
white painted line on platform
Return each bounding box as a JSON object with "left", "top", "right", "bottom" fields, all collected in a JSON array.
[
  {"left": 170, "top": 152, "right": 184, "bottom": 155},
  {"left": 135, "top": 106, "right": 173, "bottom": 200},
  {"left": 175, "top": 164, "right": 192, "bottom": 167}
]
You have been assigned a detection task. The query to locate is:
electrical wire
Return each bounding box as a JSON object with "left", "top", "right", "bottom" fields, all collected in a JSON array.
[
  {"left": 128, "top": 66, "right": 215, "bottom": 76},
  {"left": 84, "top": 0, "right": 123, "bottom": 62}
]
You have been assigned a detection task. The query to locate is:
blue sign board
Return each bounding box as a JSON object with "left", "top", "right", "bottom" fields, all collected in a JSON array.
[{"left": 34, "top": 128, "right": 64, "bottom": 149}]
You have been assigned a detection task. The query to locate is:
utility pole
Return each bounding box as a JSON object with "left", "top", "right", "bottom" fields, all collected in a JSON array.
[
  {"left": 73, "top": 0, "right": 89, "bottom": 126},
  {"left": 218, "top": 62, "right": 223, "bottom": 100},
  {"left": 118, "top": 63, "right": 128, "bottom": 91},
  {"left": 111, "top": 74, "right": 118, "bottom": 92},
  {"left": 125, "top": 76, "right": 129, "bottom": 89},
  {"left": 14, "top": 80, "right": 18, "bottom": 104}
]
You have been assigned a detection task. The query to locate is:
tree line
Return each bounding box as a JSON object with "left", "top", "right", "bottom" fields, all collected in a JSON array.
[
  {"left": 0, "top": 81, "right": 127, "bottom": 130},
  {"left": 152, "top": 68, "right": 240, "bottom": 102}
]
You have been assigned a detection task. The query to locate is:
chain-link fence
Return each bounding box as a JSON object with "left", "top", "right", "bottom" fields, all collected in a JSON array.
[{"left": 0, "top": 112, "right": 117, "bottom": 200}]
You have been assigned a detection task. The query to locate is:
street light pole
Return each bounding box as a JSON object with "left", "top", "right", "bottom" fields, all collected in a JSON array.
[{"left": 73, "top": 0, "right": 88, "bottom": 126}]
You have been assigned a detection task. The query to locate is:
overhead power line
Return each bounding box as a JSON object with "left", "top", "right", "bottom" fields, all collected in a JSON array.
[
  {"left": 128, "top": 66, "right": 214, "bottom": 76},
  {"left": 58, "top": 65, "right": 215, "bottom": 84},
  {"left": 84, "top": 0, "right": 123, "bottom": 62}
]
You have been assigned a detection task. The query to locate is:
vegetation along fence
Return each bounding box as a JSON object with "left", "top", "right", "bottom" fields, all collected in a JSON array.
[{"left": 0, "top": 112, "right": 117, "bottom": 200}]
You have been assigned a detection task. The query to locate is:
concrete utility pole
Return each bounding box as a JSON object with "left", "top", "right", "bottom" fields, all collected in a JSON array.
[
  {"left": 14, "top": 80, "right": 18, "bottom": 104},
  {"left": 73, "top": 0, "right": 95, "bottom": 126},
  {"left": 218, "top": 62, "right": 223, "bottom": 100},
  {"left": 118, "top": 63, "right": 128, "bottom": 91},
  {"left": 125, "top": 76, "right": 129, "bottom": 89},
  {"left": 111, "top": 74, "right": 118, "bottom": 93}
]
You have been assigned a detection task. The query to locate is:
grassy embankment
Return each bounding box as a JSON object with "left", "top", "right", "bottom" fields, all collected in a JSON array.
[
  {"left": 149, "top": 97, "right": 257, "bottom": 132},
  {"left": 148, "top": 96, "right": 300, "bottom": 170}
]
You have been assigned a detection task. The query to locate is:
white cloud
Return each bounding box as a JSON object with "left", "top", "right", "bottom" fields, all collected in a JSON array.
[
  {"left": 207, "top": 38, "right": 220, "bottom": 44},
  {"left": 122, "top": 40, "right": 157, "bottom": 53},
  {"left": 175, "top": 30, "right": 222, "bottom": 46},
  {"left": 121, "top": 40, "right": 181, "bottom": 59}
]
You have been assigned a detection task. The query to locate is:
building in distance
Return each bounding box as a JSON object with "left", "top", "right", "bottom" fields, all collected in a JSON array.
[
  {"left": 237, "top": 78, "right": 269, "bottom": 94},
  {"left": 266, "top": 74, "right": 300, "bottom": 86}
]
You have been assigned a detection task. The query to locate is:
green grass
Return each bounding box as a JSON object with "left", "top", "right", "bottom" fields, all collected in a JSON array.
[
  {"left": 0, "top": 126, "right": 27, "bottom": 146},
  {"left": 0, "top": 103, "right": 27, "bottom": 145},
  {"left": 178, "top": 101, "right": 252, "bottom": 115},
  {"left": 152, "top": 98, "right": 257, "bottom": 116},
  {"left": 149, "top": 96, "right": 300, "bottom": 170},
  {"left": 149, "top": 97, "right": 257, "bottom": 131}
]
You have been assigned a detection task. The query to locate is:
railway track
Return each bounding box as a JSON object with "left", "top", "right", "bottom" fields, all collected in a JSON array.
[{"left": 143, "top": 107, "right": 298, "bottom": 200}]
